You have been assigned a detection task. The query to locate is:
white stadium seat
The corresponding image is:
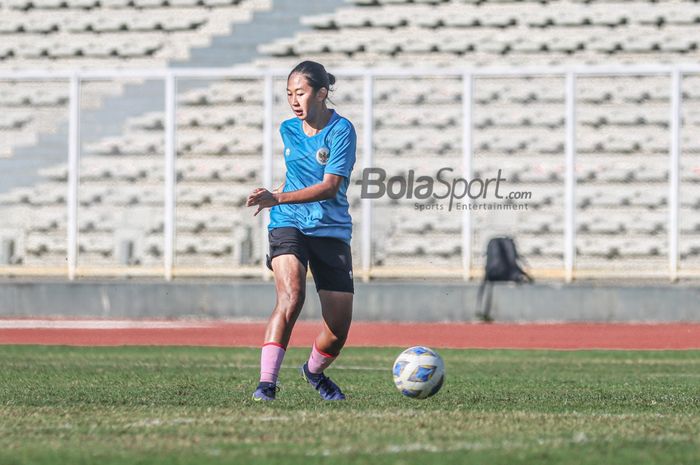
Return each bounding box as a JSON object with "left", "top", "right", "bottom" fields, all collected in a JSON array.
[{"left": 26, "top": 235, "right": 66, "bottom": 255}]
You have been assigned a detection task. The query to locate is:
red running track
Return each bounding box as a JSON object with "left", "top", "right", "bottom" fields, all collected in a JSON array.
[{"left": 0, "top": 320, "right": 699, "bottom": 349}]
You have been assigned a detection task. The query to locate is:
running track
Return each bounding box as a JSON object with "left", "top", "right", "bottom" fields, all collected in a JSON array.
[{"left": 0, "top": 320, "right": 699, "bottom": 349}]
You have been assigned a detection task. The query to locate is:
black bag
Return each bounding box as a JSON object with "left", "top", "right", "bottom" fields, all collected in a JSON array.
[{"left": 476, "top": 237, "right": 532, "bottom": 322}]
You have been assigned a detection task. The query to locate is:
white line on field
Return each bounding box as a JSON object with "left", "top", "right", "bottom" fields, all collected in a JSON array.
[
  {"left": 0, "top": 319, "right": 218, "bottom": 329},
  {"left": 309, "top": 436, "right": 593, "bottom": 456},
  {"left": 0, "top": 360, "right": 390, "bottom": 372},
  {"left": 126, "top": 418, "right": 196, "bottom": 428},
  {"left": 234, "top": 363, "right": 387, "bottom": 372},
  {"left": 306, "top": 429, "right": 696, "bottom": 457}
]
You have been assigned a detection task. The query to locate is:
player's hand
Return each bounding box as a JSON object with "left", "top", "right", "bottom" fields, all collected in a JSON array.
[{"left": 246, "top": 188, "right": 280, "bottom": 216}]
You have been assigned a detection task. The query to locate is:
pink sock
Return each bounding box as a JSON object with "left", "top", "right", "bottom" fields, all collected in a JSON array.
[
  {"left": 307, "top": 343, "right": 337, "bottom": 374},
  {"left": 260, "top": 342, "right": 286, "bottom": 384}
]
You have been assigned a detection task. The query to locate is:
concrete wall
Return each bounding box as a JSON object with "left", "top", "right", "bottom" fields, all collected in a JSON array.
[{"left": 0, "top": 279, "right": 698, "bottom": 322}]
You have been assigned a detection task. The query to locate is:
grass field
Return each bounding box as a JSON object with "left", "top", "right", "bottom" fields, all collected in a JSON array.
[{"left": 0, "top": 346, "right": 698, "bottom": 465}]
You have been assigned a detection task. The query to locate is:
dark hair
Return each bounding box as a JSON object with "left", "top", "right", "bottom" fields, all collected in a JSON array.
[{"left": 288, "top": 60, "right": 336, "bottom": 96}]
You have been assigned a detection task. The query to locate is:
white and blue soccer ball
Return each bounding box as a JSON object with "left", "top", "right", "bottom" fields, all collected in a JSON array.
[{"left": 392, "top": 346, "right": 445, "bottom": 399}]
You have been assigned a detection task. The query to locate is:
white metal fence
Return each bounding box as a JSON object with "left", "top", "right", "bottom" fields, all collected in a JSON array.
[{"left": 1, "top": 64, "right": 699, "bottom": 282}]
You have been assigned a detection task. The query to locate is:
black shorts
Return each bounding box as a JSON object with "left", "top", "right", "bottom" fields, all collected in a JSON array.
[{"left": 266, "top": 227, "right": 354, "bottom": 294}]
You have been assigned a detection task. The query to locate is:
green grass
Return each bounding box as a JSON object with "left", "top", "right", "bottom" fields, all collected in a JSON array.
[{"left": 0, "top": 346, "right": 698, "bottom": 465}]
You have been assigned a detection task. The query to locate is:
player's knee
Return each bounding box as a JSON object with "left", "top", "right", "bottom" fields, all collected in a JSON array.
[
  {"left": 335, "top": 334, "right": 348, "bottom": 349},
  {"left": 276, "top": 290, "right": 305, "bottom": 318},
  {"left": 327, "top": 328, "right": 348, "bottom": 346}
]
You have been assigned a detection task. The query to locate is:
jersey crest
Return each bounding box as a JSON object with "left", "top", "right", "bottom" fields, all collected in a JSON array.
[{"left": 315, "top": 147, "right": 329, "bottom": 165}]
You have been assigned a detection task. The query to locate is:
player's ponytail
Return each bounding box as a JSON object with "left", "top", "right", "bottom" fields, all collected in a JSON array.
[{"left": 289, "top": 61, "right": 335, "bottom": 101}]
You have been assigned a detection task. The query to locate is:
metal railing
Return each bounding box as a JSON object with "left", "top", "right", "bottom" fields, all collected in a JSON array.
[{"left": 1, "top": 64, "right": 699, "bottom": 282}]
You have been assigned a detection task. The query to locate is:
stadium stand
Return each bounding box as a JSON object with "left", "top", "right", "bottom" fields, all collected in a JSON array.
[
  {"left": 0, "top": 0, "right": 273, "bottom": 157},
  {"left": 1, "top": 0, "right": 699, "bottom": 276},
  {"left": 257, "top": 1, "right": 700, "bottom": 66}
]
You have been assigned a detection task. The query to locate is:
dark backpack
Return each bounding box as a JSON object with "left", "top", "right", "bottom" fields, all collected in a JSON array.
[{"left": 476, "top": 236, "right": 532, "bottom": 322}]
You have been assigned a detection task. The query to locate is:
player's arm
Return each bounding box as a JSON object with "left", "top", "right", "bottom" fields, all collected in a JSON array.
[{"left": 246, "top": 174, "right": 343, "bottom": 216}]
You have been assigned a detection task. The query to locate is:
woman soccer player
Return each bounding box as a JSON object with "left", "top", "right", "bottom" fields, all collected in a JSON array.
[{"left": 246, "top": 61, "right": 357, "bottom": 401}]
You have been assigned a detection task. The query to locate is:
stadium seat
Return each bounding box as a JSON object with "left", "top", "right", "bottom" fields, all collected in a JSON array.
[
  {"left": 125, "top": 112, "right": 164, "bottom": 131},
  {"left": 217, "top": 160, "right": 260, "bottom": 182},
  {"left": 579, "top": 215, "right": 625, "bottom": 234},
  {"left": 576, "top": 238, "right": 612, "bottom": 259},
  {"left": 33, "top": 165, "right": 67, "bottom": 184},
  {"left": 197, "top": 236, "right": 234, "bottom": 256},
  {"left": 515, "top": 165, "right": 561, "bottom": 183},
  {"left": 659, "top": 36, "right": 695, "bottom": 53},
  {"left": 385, "top": 237, "right": 427, "bottom": 257},
  {"left": 300, "top": 12, "right": 336, "bottom": 29},
  {"left": 680, "top": 240, "right": 700, "bottom": 258},
  {"left": 25, "top": 185, "right": 65, "bottom": 206},
  {"left": 665, "top": 8, "right": 700, "bottom": 26},
  {"left": 376, "top": 106, "right": 460, "bottom": 129},
  {"left": 521, "top": 212, "right": 564, "bottom": 234},
  {"left": 519, "top": 237, "right": 562, "bottom": 258},
  {"left": 394, "top": 210, "right": 461, "bottom": 235},
  {"left": 25, "top": 234, "right": 66, "bottom": 256},
  {"left": 620, "top": 238, "right": 664, "bottom": 257},
  {"left": 78, "top": 235, "right": 113, "bottom": 256},
  {"left": 27, "top": 207, "right": 64, "bottom": 232},
  {"left": 680, "top": 215, "right": 700, "bottom": 234},
  {"left": 578, "top": 85, "right": 614, "bottom": 105},
  {"left": 78, "top": 209, "right": 116, "bottom": 233},
  {"left": 0, "top": 112, "right": 33, "bottom": 129}
]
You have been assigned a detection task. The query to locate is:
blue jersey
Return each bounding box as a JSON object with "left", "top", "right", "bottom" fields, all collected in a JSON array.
[{"left": 269, "top": 109, "right": 357, "bottom": 244}]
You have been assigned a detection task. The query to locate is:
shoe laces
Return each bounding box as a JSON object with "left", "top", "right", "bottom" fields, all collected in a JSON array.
[
  {"left": 261, "top": 384, "right": 280, "bottom": 397},
  {"left": 316, "top": 374, "right": 337, "bottom": 393}
]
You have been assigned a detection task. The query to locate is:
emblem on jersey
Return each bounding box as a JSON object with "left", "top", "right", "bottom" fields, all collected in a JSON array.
[
  {"left": 315, "top": 147, "right": 329, "bottom": 165},
  {"left": 285, "top": 148, "right": 290, "bottom": 157}
]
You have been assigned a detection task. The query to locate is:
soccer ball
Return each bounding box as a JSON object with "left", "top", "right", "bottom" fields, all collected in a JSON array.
[{"left": 392, "top": 346, "right": 445, "bottom": 399}]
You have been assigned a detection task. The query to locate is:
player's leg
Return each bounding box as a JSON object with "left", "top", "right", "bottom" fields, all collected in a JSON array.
[
  {"left": 253, "top": 254, "right": 306, "bottom": 401},
  {"left": 253, "top": 228, "right": 309, "bottom": 401},
  {"left": 263, "top": 254, "right": 307, "bottom": 348},
  {"left": 300, "top": 237, "right": 354, "bottom": 400},
  {"left": 310, "top": 290, "right": 353, "bottom": 370}
]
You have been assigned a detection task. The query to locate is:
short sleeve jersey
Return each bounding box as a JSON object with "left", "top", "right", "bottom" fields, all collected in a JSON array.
[{"left": 268, "top": 110, "right": 357, "bottom": 244}]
